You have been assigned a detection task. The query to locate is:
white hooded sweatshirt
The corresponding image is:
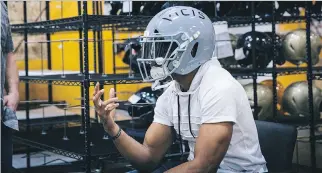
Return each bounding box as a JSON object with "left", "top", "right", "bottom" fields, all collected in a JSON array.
[{"left": 153, "top": 58, "right": 268, "bottom": 172}]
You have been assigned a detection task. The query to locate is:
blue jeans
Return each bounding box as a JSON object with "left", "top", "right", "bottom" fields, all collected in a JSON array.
[
  {"left": 1, "top": 123, "right": 13, "bottom": 173},
  {"left": 127, "top": 161, "right": 184, "bottom": 173}
]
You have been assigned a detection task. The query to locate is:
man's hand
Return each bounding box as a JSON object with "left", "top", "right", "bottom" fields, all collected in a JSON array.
[
  {"left": 4, "top": 92, "right": 19, "bottom": 111},
  {"left": 92, "top": 83, "right": 174, "bottom": 171},
  {"left": 92, "top": 82, "right": 119, "bottom": 135}
]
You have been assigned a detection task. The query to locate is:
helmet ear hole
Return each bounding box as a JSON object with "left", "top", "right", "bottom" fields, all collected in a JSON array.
[
  {"left": 191, "top": 42, "right": 199, "bottom": 58},
  {"left": 289, "top": 43, "right": 295, "bottom": 52}
]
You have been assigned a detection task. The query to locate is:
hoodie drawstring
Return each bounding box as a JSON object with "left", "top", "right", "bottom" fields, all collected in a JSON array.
[
  {"left": 177, "top": 94, "right": 195, "bottom": 158},
  {"left": 187, "top": 95, "right": 196, "bottom": 138},
  {"left": 177, "top": 95, "right": 184, "bottom": 157}
]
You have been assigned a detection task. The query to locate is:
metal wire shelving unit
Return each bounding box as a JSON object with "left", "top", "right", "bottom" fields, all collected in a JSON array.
[{"left": 11, "top": 1, "right": 321, "bottom": 173}]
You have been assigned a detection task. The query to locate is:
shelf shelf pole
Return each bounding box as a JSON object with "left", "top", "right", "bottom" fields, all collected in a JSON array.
[
  {"left": 82, "top": 1, "right": 92, "bottom": 173},
  {"left": 21, "top": 1, "right": 34, "bottom": 172},
  {"left": 22, "top": 1, "right": 31, "bottom": 172},
  {"left": 93, "top": 1, "right": 97, "bottom": 74},
  {"left": 251, "top": 2, "right": 258, "bottom": 120},
  {"left": 305, "top": 2, "right": 316, "bottom": 172},
  {"left": 46, "top": 1, "right": 53, "bottom": 103},
  {"left": 272, "top": 2, "right": 278, "bottom": 119},
  {"left": 78, "top": 1, "right": 85, "bottom": 134},
  {"left": 112, "top": 26, "right": 117, "bottom": 93}
]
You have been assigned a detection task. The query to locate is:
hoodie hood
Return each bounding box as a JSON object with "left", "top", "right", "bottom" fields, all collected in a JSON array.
[{"left": 174, "top": 58, "right": 221, "bottom": 95}]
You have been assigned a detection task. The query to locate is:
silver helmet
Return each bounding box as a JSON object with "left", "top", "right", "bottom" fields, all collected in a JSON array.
[
  {"left": 282, "top": 81, "right": 322, "bottom": 119},
  {"left": 243, "top": 83, "right": 274, "bottom": 120},
  {"left": 218, "top": 33, "right": 238, "bottom": 67},
  {"left": 137, "top": 6, "right": 215, "bottom": 90},
  {"left": 282, "top": 29, "right": 321, "bottom": 66}
]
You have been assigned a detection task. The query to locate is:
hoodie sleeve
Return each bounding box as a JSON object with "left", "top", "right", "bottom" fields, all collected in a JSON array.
[
  {"left": 153, "top": 93, "right": 173, "bottom": 126},
  {"left": 200, "top": 84, "right": 238, "bottom": 124}
]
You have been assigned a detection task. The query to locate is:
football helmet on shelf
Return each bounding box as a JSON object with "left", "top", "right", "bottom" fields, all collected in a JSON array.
[
  {"left": 127, "top": 87, "right": 162, "bottom": 128},
  {"left": 121, "top": 37, "right": 143, "bottom": 74},
  {"left": 236, "top": 31, "right": 272, "bottom": 69},
  {"left": 243, "top": 83, "right": 274, "bottom": 120},
  {"left": 282, "top": 81, "right": 322, "bottom": 119},
  {"left": 282, "top": 29, "right": 321, "bottom": 66},
  {"left": 264, "top": 32, "right": 286, "bottom": 65}
]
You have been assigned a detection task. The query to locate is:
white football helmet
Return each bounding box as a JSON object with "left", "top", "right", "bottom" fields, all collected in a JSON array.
[{"left": 137, "top": 6, "right": 216, "bottom": 90}]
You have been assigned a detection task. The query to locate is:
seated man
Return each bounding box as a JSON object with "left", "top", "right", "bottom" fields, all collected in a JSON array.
[{"left": 93, "top": 6, "right": 268, "bottom": 173}]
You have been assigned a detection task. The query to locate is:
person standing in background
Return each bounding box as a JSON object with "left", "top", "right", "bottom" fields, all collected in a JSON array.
[{"left": 1, "top": 2, "right": 20, "bottom": 172}]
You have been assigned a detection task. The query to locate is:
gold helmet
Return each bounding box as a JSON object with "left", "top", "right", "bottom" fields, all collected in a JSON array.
[
  {"left": 282, "top": 29, "right": 321, "bottom": 66},
  {"left": 260, "top": 79, "right": 285, "bottom": 106},
  {"left": 243, "top": 83, "right": 273, "bottom": 120},
  {"left": 282, "top": 81, "right": 322, "bottom": 119}
]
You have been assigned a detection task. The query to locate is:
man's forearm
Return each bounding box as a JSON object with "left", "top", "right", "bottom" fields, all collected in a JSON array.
[
  {"left": 6, "top": 53, "right": 19, "bottom": 94},
  {"left": 108, "top": 123, "right": 158, "bottom": 171},
  {"left": 166, "top": 158, "right": 219, "bottom": 173},
  {"left": 166, "top": 161, "right": 204, "bottom": 173}
]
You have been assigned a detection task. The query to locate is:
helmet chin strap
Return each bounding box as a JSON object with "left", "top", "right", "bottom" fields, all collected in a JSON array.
[
  {"left": 150, "top": 63, "right": 175, "bottom": 91},
  {"left": 151, "top": 73, "right": 174, "bottom": 91},
  {"left": 151, "top": 80, "right": 172, "bottom": 91}
]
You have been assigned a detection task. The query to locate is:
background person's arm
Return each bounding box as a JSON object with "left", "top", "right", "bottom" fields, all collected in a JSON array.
[
  {"left": 6, "top": 52, "right": 19, "bottom": 96},
  {"left": 3, "top": 5, "right": 19, "bottom": 111}
]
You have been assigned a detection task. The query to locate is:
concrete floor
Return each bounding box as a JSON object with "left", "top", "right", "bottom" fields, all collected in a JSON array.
[
  {"left": 13, "top": 151, "right": 77, "bottom": 169},
  {"left": 292, "top": 126, "right": 322, "bottom": 169}
]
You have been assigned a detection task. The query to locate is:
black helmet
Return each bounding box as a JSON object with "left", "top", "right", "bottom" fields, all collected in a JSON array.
[
  {"left": 127, "top": 87, "right": 161, "bottom": 115},
  {"left": 264, "top": 32, "right": 286, "bottom": 65},
  {"left": 116, "top": 37, "right": 141, "bottom": 54},
  {"left": 236, "top": 31, "right": 272, "bottom": 69},
  {"left": 127, "top": 87, "right": 162, "bottom": 128},
  {"left": 121, "top": 37, "right": 143, "bottom": 74}
]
